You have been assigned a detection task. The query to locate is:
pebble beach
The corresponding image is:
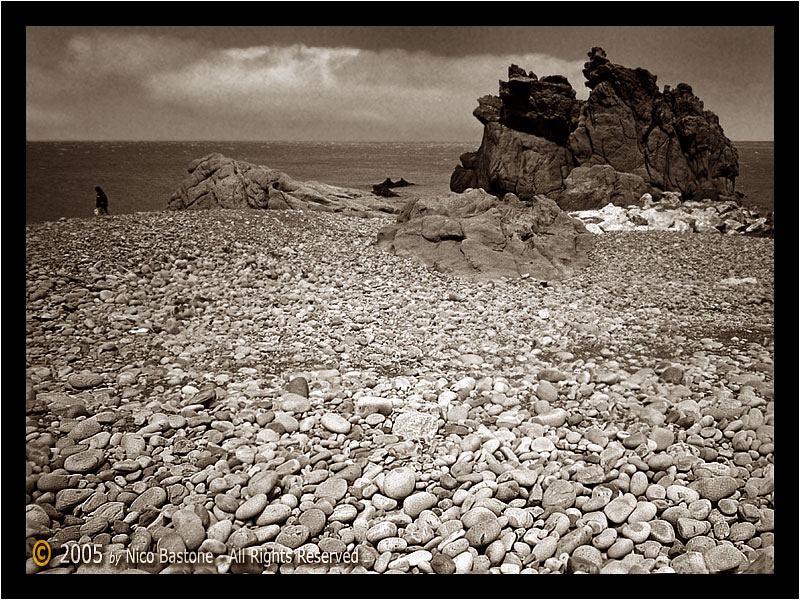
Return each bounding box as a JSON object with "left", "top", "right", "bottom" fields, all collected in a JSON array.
[{"left": 25, "top": 208, "right": 775, "bottom": 575}]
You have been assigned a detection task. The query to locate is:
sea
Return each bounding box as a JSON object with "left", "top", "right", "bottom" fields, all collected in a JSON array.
[{"left": 25, "top": 141, "right": 773, "bottom": 224}]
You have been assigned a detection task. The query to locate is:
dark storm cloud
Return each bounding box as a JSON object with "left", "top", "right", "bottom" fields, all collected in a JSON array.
[{"left": 25, "top": 27, "right": 774, "bottom": 142}]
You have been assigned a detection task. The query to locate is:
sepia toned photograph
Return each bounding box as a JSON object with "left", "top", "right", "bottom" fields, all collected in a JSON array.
[{"left": 22, "top": 18, "right": 782, "bottom": 588}]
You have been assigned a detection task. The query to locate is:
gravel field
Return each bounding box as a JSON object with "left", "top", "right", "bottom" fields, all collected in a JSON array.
[{"left": 25, "top": 209, "right": 774, "bottom": 574}]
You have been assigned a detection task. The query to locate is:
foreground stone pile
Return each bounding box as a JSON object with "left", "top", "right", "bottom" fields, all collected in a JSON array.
[
  {"left": 570, "top": 194, "right": 774, "bottom": 236},
  {"left": 26, "top": 210, "right": 774, "bottom": 574}
]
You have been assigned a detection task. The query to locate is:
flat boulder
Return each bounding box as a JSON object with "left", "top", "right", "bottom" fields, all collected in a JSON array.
[
  {"left": 167, "top": 153, "right": 399, "bottom": 216},
  {"left": 377, "top": 188, "right": 594, "bottom": 281}
]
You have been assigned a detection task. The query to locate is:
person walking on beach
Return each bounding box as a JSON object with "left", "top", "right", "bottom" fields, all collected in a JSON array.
[{"left": 95, "top": 186, "right": 109, "bottom": 216}]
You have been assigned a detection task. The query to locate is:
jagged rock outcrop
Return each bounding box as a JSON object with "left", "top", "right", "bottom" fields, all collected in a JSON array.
[
  {"left": 167, "top": 153, "right": 399, "bottom": 216},
  {"left": 377, "top": 188, "right": 594, "bottom": 281},
  {"left": 451, "top": 48, "right": 740, "bottom": 209}
]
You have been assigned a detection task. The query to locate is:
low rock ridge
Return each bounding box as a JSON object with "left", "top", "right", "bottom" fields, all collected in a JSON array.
[
  {"left": 167, "top": 153, "right": 399, "bottom": 216},
  {"left": 451, "top": 47, "right": 740, "bottom": 210},
  {"left": 377, "top": 188, "right": 595, "bottom": 281},
  {"left": 571, "top": 193, "right": 774, "bottom": 236}
]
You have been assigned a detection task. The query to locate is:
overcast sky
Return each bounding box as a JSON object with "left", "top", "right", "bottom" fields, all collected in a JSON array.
[{"left": 26, "top": 26, "right": 774, "bottom": 142}]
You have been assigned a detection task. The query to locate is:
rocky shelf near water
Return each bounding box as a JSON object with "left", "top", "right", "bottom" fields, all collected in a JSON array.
[
  {"left": 166, "top": 153, "right": 399, "bottom": 217},
  {"left": 570, "top": 193, "right": 774, "bottom": 236},
  {"left": 26, "top": 209, "right": 774, "bottom": 574}
]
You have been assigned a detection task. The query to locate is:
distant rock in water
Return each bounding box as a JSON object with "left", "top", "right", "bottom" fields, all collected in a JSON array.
[
  {"left": 451, "top": 47, "right": 740, "bottom": 210},
  {"left": 372, "top": 178, "right": 415, "bottom": 197},
  {"left": 377, "top": 188, "right": 594, "bottom": 281},
  {"left": 372, "top": 184, "right": 400, "bottom": 197},
  {"left": 167, "top": 153, "right": 399, "bottom": 216},
  {"left": 379, "top": 178, "right": 415, "bottom": 188}
]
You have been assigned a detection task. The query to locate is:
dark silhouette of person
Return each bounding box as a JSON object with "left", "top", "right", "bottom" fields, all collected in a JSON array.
[{"left": 95, "top": 187, "right": 109, "bottom": 216}]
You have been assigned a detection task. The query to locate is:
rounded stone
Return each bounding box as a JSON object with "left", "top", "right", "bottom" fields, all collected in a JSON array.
[
  {"left": 535, "top": 380, "right": 559, "bottom": 403},
  {"left": 235, "top": 494, "right": 269, "bottom": 521},
  {"left": 256, "top": 503, "right": 292, "bottom": 526},
  {"left": 671, "top": 551, "right": 709, "bottom": 574},
  {"left": 377, "top": 537, "right": 408, "bottom": 553},
  {"left": 648, "top": 519, "right": 675, "bottom": 544},
  {"left": 314, "top": 477, "right": 348, "bottom": 503},
  {"left": 215, "top": 494, "right": 240, "bottom": 513},
  {"left": 461, "top": 507, "right": 496, "bottom": 529},
  {"left": 321, "top": 413, "right": 351, "bottom": 434},
  {"left": 68, "top": 418, "right": 102, "bottom": 441},
  {"left": 542, "top": 480, "right": 576, "bottom": 509},
  {"left": 533, "top": 408, "right": 568, "bottom": 427},
  {"left": 371, "top": 493, "right": 398, "bottom": 511},
  {"left": 676, "top": 517, "right": 711, "bottom": 539},
  {"left": 504, "top": 507, "right": 533, "bottom": 529},
  {"left": 629, "top": 471, "right": 648, "bottom": 497},
  {"left": 666, "top": 484, "right": 700, "bottom": 504},
  {"left": 704, "top": 544, "right": 747, "bottom": 573},
  {"left": 130, "top": 486, "right": 167, "bottom": 512},
  {"left": 687, "top": 499, "right": 712, "bottom": 520},
  {"left": 36, "top": 473, "right": 71, "bottom": 493},
  {"left": 591, "top": 528, "right": 617, "bottom": 550},
  {"left": 692, "top": 476, "right": 738, "bottom": 502},
  {"left": 509, "top": 469, "right": 539, "bottom": 487},
  {"left": 628, "top": 501, "right": 658, "bottom": 523},
  {"left": 279, "top": 393, "right": 311, "bottom": 413},
  {"left": 329, "top": 503, "right": 358, "bottom": 523},
  {"left": 207, "top": 519, "right": 233, "bottom": 543},
  {"left": 533, "top": 536, "right": 559, "bottom": 561},
  {"left": 67, "top": 373, "right": 104, "bottom": 389},
  {"left": 285, "top": 377, "right": 309, "bottom": 398},
  {"left": 63, "top": 449, "right": 104, "bottom": 473},
  {"left": 729, "top": 522, "right": 756, "bottom": 542},
  {"left": 607, "top": 537, "right": 634, "bottom": 559},
  {"left": 465, "top": 518, "right": 501, "bottom": 548},
  {"left": 172, "top": 509, "right": 206, "bottom": 550},
  {"left": 227, "top": 527, "right": 258, "bottom": 549},
  {"left": 55, "top": 488, "right": 94, "bottom": 511},
  {"left": 406, "top": 549, "right": 432, "bottom": 568},
  {"left": 380, "top": 467, "right": 416, "bottom": 500},
  {"left": 403, "top": 492, "right": 438, "bottom": 518},
  {"left": 367, "top": 522, "right": 398, "bottom": 544},
  {"left": 622, "top": 521, "right": 651, "bottom": 543},
  {"left": 247, "top": 470, "right": 279, "bottom": 496},
  {"left": 355, "top": 396, "right": 393, "bottom": 417},
  {"left": 120, "top": 434, "right": 147, "bottom": 459},
  {"left": 430, "top": 552, "right": 456, "bottom": 574},
  {"left": 275, "top": 524, "right": 310, "bottom": 549},
  {"left": 649, "top": 427, "right": 675, "bottom": 451},
  {"left": 531, "top": 437, "right": 555, "bottom": 452},
  {"left": 298, "top": 508, "right": 327, "bottom": 537},
  {"left": 571, "top": 544, "right": 603, "bottom": 566},
  {"left": 572, "top": 465, "right": 606, "bottom": 485},
  {"left": 26, "top": 504, "right": 51, "bottom": 537},
  {"left": 603, "top": 495, "right": 637, "bottom": 524}
]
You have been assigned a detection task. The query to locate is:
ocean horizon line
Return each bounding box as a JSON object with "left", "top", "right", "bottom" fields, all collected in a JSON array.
[{"left": 26, "top": 138, "right": 774, "bottom": 145}]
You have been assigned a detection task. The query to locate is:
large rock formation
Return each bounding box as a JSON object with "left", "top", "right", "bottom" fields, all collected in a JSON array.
[
  {"left": 167, "top": 153, "right": 398, "bottom": 216},
  {"left": 377, "top": 188, "right": 594, "bottom": 281},
  {"left": 451, "top": 48, "right": 740, "bottom": 210}
]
